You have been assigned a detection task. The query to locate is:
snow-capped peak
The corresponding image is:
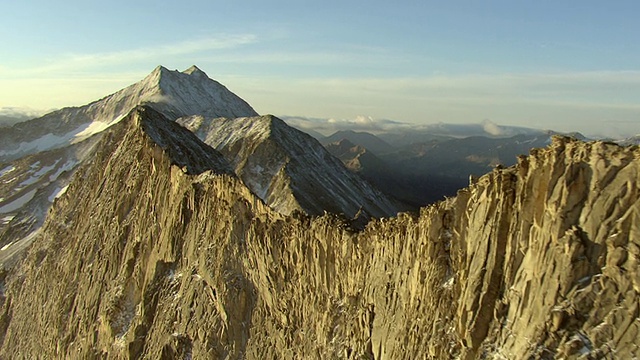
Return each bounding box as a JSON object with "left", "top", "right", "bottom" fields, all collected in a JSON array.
[
  {"left": 182, "top": 65, "right": 206, "bottom": 76},
  {"left": 146, "top": 65, "right": 258, "bottom": 119},
  {"left": 0, "top": 65, "right": 257, "bottom": 162}
]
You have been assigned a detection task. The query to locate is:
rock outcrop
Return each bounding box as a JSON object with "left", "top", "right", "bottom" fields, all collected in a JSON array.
[{"left": 0, "top": 107, "right": 638, "bottom": 359}]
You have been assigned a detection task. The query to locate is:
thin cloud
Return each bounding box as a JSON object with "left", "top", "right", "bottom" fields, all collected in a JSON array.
[
  {"left": 67, "top": 35, "right": 258, "bottom": 64},
  {"left": 257, "top": 71, "right": 640, "bottom": 111},
  {"left": 1, "top": 34, "right": 258, "bottom": 77},
  {"left": 233, "top": 70, "right": 640, "bottom": 138},
  {"left": 0, "top": 106, "right": 48, "bottom": 118},
  {"left": 299, "top": 71, "right": 640, "bottom": 95},
  {"left": 281, "top": 115, "right": 547, "bottom": 138},
  {"left": 281, "top": 115, "right": 412, "bottom": 135}
]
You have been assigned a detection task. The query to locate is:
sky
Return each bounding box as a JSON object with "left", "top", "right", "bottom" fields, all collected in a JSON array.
[{"left": 1, "top": 0, "right": 639, "bottom": 138}]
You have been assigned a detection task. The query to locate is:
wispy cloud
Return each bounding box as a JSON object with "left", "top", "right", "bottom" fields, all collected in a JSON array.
[
  {"left": 281, "top": 115, "right": 412, "bottom": 135},
  {"left": 1, "top": 34, "right": 258, "bottom": 77},
  {"left": 65, "top": 35, "right": 256, "bottom": 65},
  {"left": 248, "top": 70, "right": 640, "bottom": 111}
]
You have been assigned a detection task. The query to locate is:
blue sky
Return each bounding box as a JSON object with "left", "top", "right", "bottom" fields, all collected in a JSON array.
[{"left": 1, "top": 0, "right": 639, "bottom": 137}]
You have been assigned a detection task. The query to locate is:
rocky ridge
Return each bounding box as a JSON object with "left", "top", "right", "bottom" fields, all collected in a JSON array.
[
  {"left": 0, "top": 105, "right": 638, "bottom": 359},
  {"left": 0, "top": 66, "right": 257, "bottom": 248},
  {"left": 324, "top": 138, "right": 387, "bottom": 173},
  {"left": 177, "top": 114, "right": 402, "bottom": 218}
]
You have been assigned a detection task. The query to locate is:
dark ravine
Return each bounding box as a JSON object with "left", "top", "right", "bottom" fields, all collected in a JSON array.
[{"left": 0, "top": 107, "right": 638, "bottom": 359}]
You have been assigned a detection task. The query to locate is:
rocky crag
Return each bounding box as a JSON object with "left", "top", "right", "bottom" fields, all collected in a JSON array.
[{"left": 0, "top": 106, "right": 638, "bottom": 359}]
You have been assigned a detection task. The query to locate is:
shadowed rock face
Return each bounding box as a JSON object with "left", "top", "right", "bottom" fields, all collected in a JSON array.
[{"left": 0, "top": 107, "right": 638, "bottom": 359}]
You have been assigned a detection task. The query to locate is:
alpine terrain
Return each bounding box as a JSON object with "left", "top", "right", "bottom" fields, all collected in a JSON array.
[
  {"left": 0, "top": 66, "right": 400, "bottom": 261},
  {"left": 0, "top": 66, "right": 638, "bottom": 359},
  {"left": 177, "top": 115, "right": 401, "bottom": 218},
  {"left": 0, "top": 66, "right": 258, "bottom": 251},
  {"left": 319, "top": 128, "right": 588, "bottom": 207}
]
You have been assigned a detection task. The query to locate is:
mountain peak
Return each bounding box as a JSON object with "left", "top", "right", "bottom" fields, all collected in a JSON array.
[
  {"left": 130, "top": 65, "right": 258, "bottom": 120},
  {"left": 152, "top": 64, "right": 170, "bottom": 73},
  {"left": 132, "top": 105, "right": 232, "bottom": 175},
  {"left": 182, "top": 65, "right": 206, "bottom": 76},
  {"left": 177, "top": 114, "right": 402, "bottom": 218},
  {"left": 144, "top": 65, "right": 172, "bottom": 83},
  {"left": 326, "top": 138, "right": 359, "bottom": 155}
]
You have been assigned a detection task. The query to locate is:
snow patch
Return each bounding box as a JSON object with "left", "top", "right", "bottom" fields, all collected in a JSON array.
[
  {"left": 0, "top": 133, "right": 74, "bottom": 157},
  {"left": 73, "top": 121, "right": 110, "bottom": 140},
  {"left": 19, "top": 161, "right": 59, "bottom": 187},
  {"left": 2, "top": 177, "right": 17, "bottom": 185},
  {"left": 0, "top": 165, "right": 16, "bottom": 178},
  {"left": 0, "top": 115, "right": 126, "bottom": 158},
  {"left": 48, "top": 185, "right": 69, "bottom": 202},
  {"left": 1, "top": 215, "right": 15, "bottom": 224},
  {"left": 72, "top": 113, "right": 126, "bottom": 142},
  {"left": 48, "top": 159, "right": 78, "bottom": 182},
  {"left": 442, "top": 276, "right": 454, "bottom": 289},
  {"left": 0, "top": 189, "right": 37, "bottom": 213}
]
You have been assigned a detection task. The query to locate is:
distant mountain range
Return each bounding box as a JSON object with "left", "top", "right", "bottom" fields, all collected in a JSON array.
[{"left": 311, "top": 126, "right": 588, "bottom": 206}]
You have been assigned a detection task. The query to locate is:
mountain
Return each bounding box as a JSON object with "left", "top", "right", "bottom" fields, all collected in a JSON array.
[
  {"left": 0, "top": 66, "right": 258, "bottom": 246},
  {"left": 0, "top": 104, "right": 637, "bottom": 359},
  {"left": 323, "top": 139, "right": 424, "bottom": 210},
  {"left": 177, "top": 115, "right": 402, "bottom": 218},
  {"left": 313, "top": 125, "right": 572, "bottom": 208},
  {"left": 0, "top": 65, "right": 257, "bottom": 163},
  {"left": 382, "top": 133, "right": 553, "bottom": 179},
  {"left": 324, "top": 139, "right": 387, "bottom": 173},
  {"left": 321, "top": 130, "right": 396, "bottom": 155},
  {"left": 616, "top": 134, "right": 640, "bottom": 146},
  {"left": 321, "top": 133, "right": 564, "bottom": 207},
  {"left": 1, "top": 66, "right": 409, "bottom": 252}
]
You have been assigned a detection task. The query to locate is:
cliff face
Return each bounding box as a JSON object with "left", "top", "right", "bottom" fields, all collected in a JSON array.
[{"left": 0, "top": 108, "right": 638, "bottom": 359}]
